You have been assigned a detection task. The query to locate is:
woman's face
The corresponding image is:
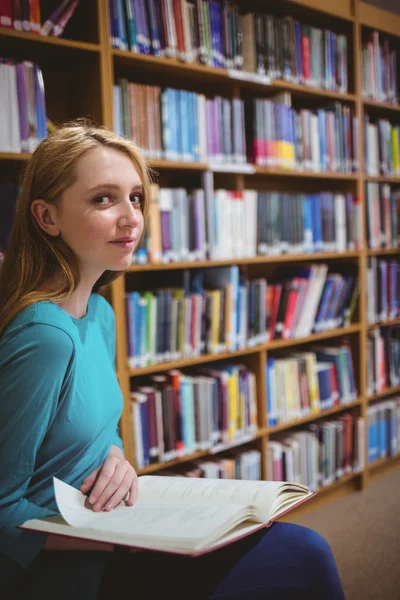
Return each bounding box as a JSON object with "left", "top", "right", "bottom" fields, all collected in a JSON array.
[{"left": 54, "top": 146, "right": 144, "bottom": 279}]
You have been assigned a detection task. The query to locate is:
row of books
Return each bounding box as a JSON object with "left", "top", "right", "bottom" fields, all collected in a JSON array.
[
  {"left": 364, "top": 116, "right": 400, "bottom": 177},
  {"left": 125, "top": 265, "right": 359, "bottom": 367},
  {"left": 268, "top": 413, "right": 364, "bottom": 490},
  {"left": 109, "top": 1, "right": 348, "bottom": 95},
  {"left": 130, "top": 363, "right": 258, "bottom": 468},
  {"left": 133, "top": 185, "right": 362, "bottom": 265},
  {"left": 0, "top": 183, "right": 16, "bottom": 251},
  {"left": 158, "top": 449, "right": 262, "bottom": 480},
  {"left": 362, "top": 31, "right": 399, "bottom": 105},
  {"left": 114, "top": 81, "right": 359, "bottom": 172},
  {"left": 266, "top": 344, "right": 357, "bottom": 428},
  {"left": 248, "top": 96, "right": 358, "bottom": 173},
  {"left": 0, "top": 0, "right": 80, "bottom": 36},
  {"left": 367, "top": 325, "right": 400, "bottom": 396},
  {"left": 114, "top": 81, "right": 246, "bottom": 164},
  {"left": 0, "top": 59, "right": 47, "bottom": 154},
  {"left": 240, "top": 13, "right": 347, "bottom": 92},
  {"left": 367, "top": 258, "right": 399, "bottom": 324},
  {"left": 367, "top": 399, "right": 400, "bottom": 463},
  {"left": 366, "top": 183, "right": 400, "bottom": 250}
]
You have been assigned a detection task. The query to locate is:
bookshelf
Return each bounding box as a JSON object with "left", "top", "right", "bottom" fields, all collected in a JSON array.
[{"left": 1, "top": 0, "right": 400, "bottom": 505}]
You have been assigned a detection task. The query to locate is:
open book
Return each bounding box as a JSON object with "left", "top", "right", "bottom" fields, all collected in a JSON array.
[{"left": 20, "top": 476, "right": 314, "bottom": 556}]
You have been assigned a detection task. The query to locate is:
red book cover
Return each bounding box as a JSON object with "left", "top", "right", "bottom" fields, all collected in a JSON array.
[
  {"left": 172, "top": 0, "right": 185, "bottom": 56},
  {"left": 302, "top": 28, "right": 310, "bottom": 82},
  {"left": 168, "top": 370, "right": 184, "bottom": 453},
  {"left": 0, "top": 0, "right": 13, "bottom": 28},
  {"left": 29, "top": 0, "right": 40, "bottom": 33},
  {"left": 329, "top": 364, "right": 340, "bottom": 406},
  {"left": 269, "top": 284, "right": 282, "bottom": 340},
  {"left": 282, "top": 281, "right": 300, "bottom": 339}
]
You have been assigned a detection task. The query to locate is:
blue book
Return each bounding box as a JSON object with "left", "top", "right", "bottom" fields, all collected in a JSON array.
[
  {"left": 138, "top": 395, "right": 150, "bottom": 466},
  {"left": 316, "top": 363, "right": 333, "bottom": 410},
  {"left": 314, "top": 276, "right": 336, "bottom": 332},
  {"left": 325, "top": 277, "right": 345, "bottom": 328},
  {"left": 146, "top": 0, "right": 161, "bottom": 56},
  {"left": 311, "top": 194, "right": 323, "bottom": 252},
  {"left": 266, "top": 358, "right": 277, "bottom": 426},
  {"left": 116, "top": 0, "right": 128, "bottom": 50}
]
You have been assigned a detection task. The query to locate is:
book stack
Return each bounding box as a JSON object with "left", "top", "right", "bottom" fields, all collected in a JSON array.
[
  {"left": 160, "top": 448, "right": 262, "bottom": 480},
  {"left": 268, "top": 413, "right": 365, "bottom": 490},
  {"left": 0, "top": 0, "right": 81, "bottom": 37},
  {"left": 367, "top": 326, "right": 400, "bottom": 395},
  {"left": 364, "top": 115, "right": 400, "bottom": 176},
  {"left": 366, "top": 183, "right": 400, "bottom": 249},
  {"left": 366, "top": 258, "right": 399, "bottom": 324},
  {"left": 367, "top": 399, "right": 400, "bottom": 463},
  {"left": 130, "top": 362, "right": 258, "bottom": 469},
  {"left": 248, "top": 96, "right": 357, "bottom": 173},
  {"left": 0, "top": 59, "right": 47, "bottom": 153},
  {"left": 0, "top": 183, "right": 16, "bottom": 252},
  {"left": 362, "top": 30, "right": 399, "bottom": 105},
  {"left": 114, "top": 80, "right": 246, "bottom": 164},
  {"left": 266, "top": 343, "right": 358, "bottom": 427},
  {"left": 133, "top": 185, "right": 362, "bottom": 265},
  {"left": 125, "top": 266, "right": 359, "bottom": 367}
]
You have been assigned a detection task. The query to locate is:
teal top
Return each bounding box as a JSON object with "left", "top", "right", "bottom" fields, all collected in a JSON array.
[{"left": 0, "top": 293, "right": 124, "bottom": 568}]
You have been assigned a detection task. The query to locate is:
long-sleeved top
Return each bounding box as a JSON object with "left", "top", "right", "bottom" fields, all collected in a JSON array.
[{"left": 0, "top": 293, "right": 123, "bottom": 568}]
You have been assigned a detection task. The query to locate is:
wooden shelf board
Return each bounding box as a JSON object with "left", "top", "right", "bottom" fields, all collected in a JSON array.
[
  {"left": 368, "top": 453, "right": 400, "bottom": 474},
  {"left": 367, "top": 248, "right": 400, "bottom": 256},
  {"left": 368, "top": 318, "right": 400, "bottom": 329},
  {"left": 129, "top": 324, "right": 360, "bottom": 376},
  {"left": 148, "top": 159, "right": 207, "bottom": 171},
  {"left": 112, "top": 49, "right": 355, "bottom": 102},
  {"left": 254, "top": 167, "right": 358, "bottom": 180},
  {"left": 129, "top": 251, "right": 360, "bottom": 272},
  {"left": 268, "top": 399, "right": 362, "bottom": 434},
  {"left": 0, "top": 152, "right": 31, "bottom": 161},
  {"left": 136, "top": 428, "right": 267, "bottom": 475},
  {"left": 367, "top": 385, "right": 400, "bottom": 403},
  {"left": 312, "top": 471, "right": 361, "bottom": 497},
  {"left": 365, "top": 176, "right": 400, "bottom": 184},
  {"left": 362, "top": 98, "right": 400, "bottom": 114},
  {"left": 0, "top": 27, "right": 100, "bottom": 52}
]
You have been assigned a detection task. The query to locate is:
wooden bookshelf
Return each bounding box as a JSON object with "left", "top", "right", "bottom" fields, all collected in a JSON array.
[
  {"left": 129, "top": 251, "right": 361, "bottom": 272},
  {"left": 1, "top": 0, "right": 399, "bottom": 508}
]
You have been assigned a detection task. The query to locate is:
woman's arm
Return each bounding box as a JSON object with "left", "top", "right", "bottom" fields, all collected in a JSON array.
[{"left": 0, "top": 324, "right": 75, "bottom": 567}]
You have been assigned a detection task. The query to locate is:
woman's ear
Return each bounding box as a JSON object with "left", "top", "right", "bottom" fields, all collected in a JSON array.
[{"left": 31, "top": 200, "right": 61, "bottom": 237}]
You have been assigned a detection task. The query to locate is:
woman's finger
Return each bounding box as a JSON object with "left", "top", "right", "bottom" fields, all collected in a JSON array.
[
  {"left": 127, "top": 472, "right": 139, "bottom": 506},
  {"left": 91, "top": 459, "right": 131, "bottom": 511},
  {"left": 104, "top": 470, "right": 134, "bottom": 511},
  {"left": 80, "top": 467, "right": 101, "bottom": 493}
]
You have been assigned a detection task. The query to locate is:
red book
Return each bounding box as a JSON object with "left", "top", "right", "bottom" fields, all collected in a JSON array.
[
  {"left": 172, "top": 0, "right": 185, "bottom": 57},
  {"left": 302, "top": 27, "right": 311, "bottom": 82},
  {"left": 282, "top": 281, "right": 301, "bottom": 339},
  {"left": 269, "top": 284, "right": 282, "bottom": 340},
  {"left": 0, "top": 0, "right": 12, "bottom": 28},
  {"left": 329, "top": 364, "right": 340, "bottom": 406}
]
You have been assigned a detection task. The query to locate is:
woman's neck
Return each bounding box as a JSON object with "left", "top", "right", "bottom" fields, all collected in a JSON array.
[{"left": 58, "top": 283, "right": 94, "bottom": 319}]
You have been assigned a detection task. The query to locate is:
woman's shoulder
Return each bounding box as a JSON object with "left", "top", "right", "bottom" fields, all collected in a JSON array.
[{"left": 1, "top": 301, "right": 76, "bottom": 347}]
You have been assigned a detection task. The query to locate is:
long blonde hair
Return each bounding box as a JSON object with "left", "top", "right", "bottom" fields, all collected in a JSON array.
[{"left": 0, "top": 120, "right": 151, "bottom": 337}]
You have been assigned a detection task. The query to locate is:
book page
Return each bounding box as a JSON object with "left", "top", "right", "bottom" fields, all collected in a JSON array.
[
  {"left": 52, "top": 478, "right": 250, "bottom": 551},
  {"left": 137, "top": 476, "right": 292, "bottom": 522}
]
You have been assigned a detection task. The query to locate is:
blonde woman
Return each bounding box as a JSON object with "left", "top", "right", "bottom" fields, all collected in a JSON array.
[{"left": 0, "top": 122, "right": 344, "bottom": 599}]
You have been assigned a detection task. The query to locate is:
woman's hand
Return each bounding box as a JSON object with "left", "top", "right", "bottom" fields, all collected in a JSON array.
[{"left": 79, "top": 445, "right": 139, "bottom": 512}]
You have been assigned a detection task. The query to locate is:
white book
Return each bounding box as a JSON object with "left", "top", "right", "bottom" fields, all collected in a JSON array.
[{"left": 21, "top": 477, "right": 314, "bottom": 556}]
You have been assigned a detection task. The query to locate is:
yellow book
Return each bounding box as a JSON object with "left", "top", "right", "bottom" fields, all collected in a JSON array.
[
  {"left": 227, "top": 369, "right": 239, "bottom": 442},
  {"left": 210, "top": 290, "right": 221, "bottom": 353},
  {"left": 392, "top": 128, "right": 399, "bottom": 175}
]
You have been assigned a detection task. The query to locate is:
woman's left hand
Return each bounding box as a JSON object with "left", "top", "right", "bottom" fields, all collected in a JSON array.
[{"left": 80, "top": 445, "right": 139, "bottom": 512}]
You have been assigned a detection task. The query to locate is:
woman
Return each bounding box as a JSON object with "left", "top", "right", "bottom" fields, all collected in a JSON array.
[{"left": 0, "top": 121, "right": 345, "bottom": 599}]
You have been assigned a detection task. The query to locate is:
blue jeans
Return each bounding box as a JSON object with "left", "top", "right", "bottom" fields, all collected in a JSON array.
[{"left": 2, "top": 523, "right": 345, "bottom": 599}]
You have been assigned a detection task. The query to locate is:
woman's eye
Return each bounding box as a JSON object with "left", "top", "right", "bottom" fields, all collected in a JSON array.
[
  {"left": 94, "top": 195, "right": 112, "bottom": 205},
  {"left": 130, "top": 193, "right": 144, "bottom": 207}
]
